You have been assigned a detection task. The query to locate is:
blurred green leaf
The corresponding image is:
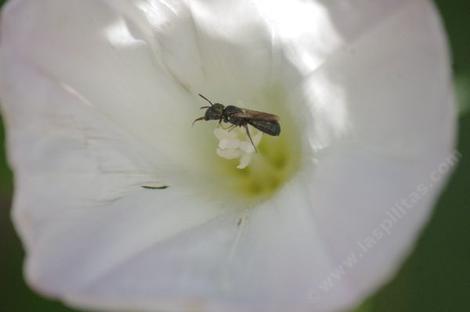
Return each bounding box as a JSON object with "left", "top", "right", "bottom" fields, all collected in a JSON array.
[
  {"left": 354, "top": 298, "right": 375, "bottom": 312},
  {"left": 0, "top": 116, "right": 13, "bottom": 196},
  {"left": 456, "top": 76, "right": 470, "bottom": 116},
  {"left": 434, "top": 0, "right": 470, "bottom": 77},
  {"left": 434, "top": 0, "right": 470, "bottom": 117}
]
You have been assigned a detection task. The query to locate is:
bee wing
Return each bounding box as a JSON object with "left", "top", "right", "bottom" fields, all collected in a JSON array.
[
  {"left": 248, "top": 119, "right": 281, "bottom": 136},
  {"left": 231, "top": 109, "right": 281, "bottom": 136},
  {"left": 231, "top": 109, "right": 280, "bottom": 121}
]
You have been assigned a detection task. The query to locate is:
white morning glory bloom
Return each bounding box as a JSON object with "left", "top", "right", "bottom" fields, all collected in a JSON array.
[{"left": 0, "top": 0, "right": 456, "bottom": 311}]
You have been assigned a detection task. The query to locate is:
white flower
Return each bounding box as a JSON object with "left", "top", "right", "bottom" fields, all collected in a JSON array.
[{"left": 0, "top": 0, "right": 456, "bottom": 312}]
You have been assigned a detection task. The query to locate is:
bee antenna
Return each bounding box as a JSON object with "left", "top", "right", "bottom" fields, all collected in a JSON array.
[
  {"left": 198, "top": 93, "right": 214, "bottom": 106},
  {"left": 192, "top": 116, "right": 205, "bottom": 126}
]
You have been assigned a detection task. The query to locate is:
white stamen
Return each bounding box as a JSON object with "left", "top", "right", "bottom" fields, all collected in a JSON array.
[{"left": 214, "top": 126, "right": 262, "bottom": 169}]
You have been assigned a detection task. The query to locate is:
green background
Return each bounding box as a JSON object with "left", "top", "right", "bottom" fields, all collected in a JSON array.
[{"left": 0, "top": 1, "right": 469, "bottom": 311}]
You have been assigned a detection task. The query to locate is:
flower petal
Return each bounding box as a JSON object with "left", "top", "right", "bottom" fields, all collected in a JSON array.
[
  {"left": 0, "top": 51, "right": 233, "bottom": 301},
  {"left": 293, "top": 1, "right": 456, "bottom": 310},
  {"left": 301, "top": 0, "right": 454, "bottom": 152},
  {"left": 101, "top": 0, "right": 277, "bottom": 107},
  {"left": 1, "top": 0, "right": 212, "bottom": 168}
]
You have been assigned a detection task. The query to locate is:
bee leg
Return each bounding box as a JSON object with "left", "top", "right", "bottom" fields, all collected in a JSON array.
[
  {"left": 219, "top": 122, "right": 234, "bottom": 130},
  {"left": 227, "top": 124, "right": 237, "bottom": 132},
  {"left": 244, "top": 125, "right": 257, "bottom": 153},
  {"left": 219, "top": 123, "right": 237, "bottom": 131}
]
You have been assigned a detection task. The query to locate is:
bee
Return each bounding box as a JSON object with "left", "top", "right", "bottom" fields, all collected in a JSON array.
[{"left": 193, "top": 94, "right": 281, "bottom": 150}]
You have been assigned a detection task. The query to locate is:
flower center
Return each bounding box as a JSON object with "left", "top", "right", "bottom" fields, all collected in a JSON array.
[{"left": 210, "top": 89, "right": 302, "bottom": 202}]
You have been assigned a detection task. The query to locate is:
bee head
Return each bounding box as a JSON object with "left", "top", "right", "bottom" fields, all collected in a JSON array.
[
  {"left": 204, "top": 103, "right": 225, "bottom": 120},
  {"left": 193, "top": 94, "right": 225, "bottom": 125}
]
